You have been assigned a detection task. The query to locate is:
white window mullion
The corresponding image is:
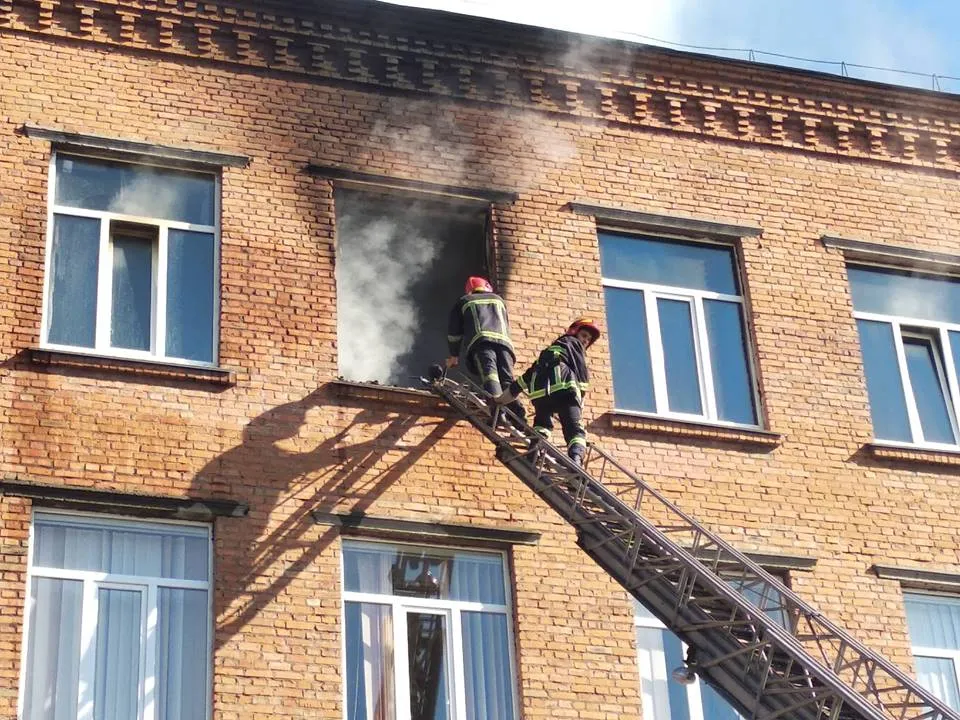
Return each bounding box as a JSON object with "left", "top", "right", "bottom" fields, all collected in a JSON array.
[
  {"left": 693, "top": 294, "right": 717, "bottom": 421},
  {"left": 77, "top": 578, "right": 99, "bottom": 720},
  {"left": 394, "top": 604, "right": 412, "bottom": 720},
  {"left": 646, "top": 291, "right": 669, "bottom": 414},
  {"left": 450, "top": 609, "right": 467, "bottom": 720},
  {"left": 155, "top": 226, "right": 168, "bottom": 357},
  {"left": 95, "top": 219, "right": 112, "bottom": 351},
  {"left": 142, "top": 583, "right": 159, "bottom": 720},
  {"left": 892, "top": 322, "right": 925, "bottom": 443},
  {"left": 685, "top": 661, "right": 706, "bottom": 720}
]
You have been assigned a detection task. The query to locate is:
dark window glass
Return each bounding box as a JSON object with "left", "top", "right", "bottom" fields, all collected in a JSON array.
[
  {"left": 342, "top": 545, "right": 505, "bottom": 604},
  {"left": 856, "top": 319, "right": 912, "bottom": 442},
  {"left": 849, "top": 266, "right": 960, "bottom": 324},
  {"left": 705, "top": 300, "right": 756, "bottom": 424},
  {"left": 110, "top": 229, "right": 154, "bottom": 351},
  {"left": 903, "top": 335, "right": 955, "bottom": 444},
  {"left": 407, "top": 612, "right": 450, "bottom": 720},
  {"left": 604, "top": 286, "right": 655, "bottom": 412},
  {"left": 657, "top": 298, "right": 702, "bottom": 414},
  {"left": 599, "top": 232, "right": 738, "bottom": 294},
  {"left": 48, "top": 215, "right": 100, "bottom": 348},
  {"left": 167, "top": 230, "right": 215, "bottom": 362}
]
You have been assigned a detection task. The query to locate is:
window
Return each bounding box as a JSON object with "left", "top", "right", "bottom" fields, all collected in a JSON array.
[
  {"left": 43, "top": 154, "right": 219, "bottom": 364},
  {"left": 341, "top": 540, "right": 518, "bottom": 720},
  {"left": 634, "top": 577, "right": 787, "bottom": 720},
  {"left": 850, "top": 266, "right": 960, "bottom": 448},
  {"left": 904, "top": 594, "right": 960, "bottom": 711},
  {"left": 600, "top": 232, "right": 758, "bottom": 426},
  {"left": 334, "top": 189, "right": 489, "bottom": 388},
  {"left": 19, "top": 512, "right": 212, "bottom": 720}
]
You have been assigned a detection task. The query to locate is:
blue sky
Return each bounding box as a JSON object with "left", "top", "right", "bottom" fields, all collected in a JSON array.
[{"left": 377, "top": 0, "right": 960, "bottom": 94}]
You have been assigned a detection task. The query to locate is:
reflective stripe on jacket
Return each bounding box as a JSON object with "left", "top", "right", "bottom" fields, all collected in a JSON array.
[
  {"left": 447, "top": 292, "right": 515, "bottom": 358},
  {"left": 515, "top": 335, "right": 590, "bottom": 404}
]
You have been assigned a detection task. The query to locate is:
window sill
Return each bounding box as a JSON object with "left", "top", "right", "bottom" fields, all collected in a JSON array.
[
  {"left": 605, "top": 411, "right": 782, "bottom": 449},
  {"left": 866, "top": 442, "right": 960, "bottom": 467},
  {"left": 330, "top": 379, "right": 450, "bottom": 413},
  {"left": 27, "top": 348, "right": 236, "bottom": 386}
]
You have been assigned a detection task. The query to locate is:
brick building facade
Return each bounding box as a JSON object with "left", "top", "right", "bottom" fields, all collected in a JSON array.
[{"left": 2, "top": 0, "right": 960, "bottom": 718}]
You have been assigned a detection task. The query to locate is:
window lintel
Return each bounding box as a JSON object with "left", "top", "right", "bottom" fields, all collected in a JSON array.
[
  {"left": 823, "top": 235, "right": 960, "bottom": 275},
  {"left": 569, "top": 201, "right": 763, "bottom": 239},
  {"left": 873, "top": 564, "right": 960, "bottom": 592},
  {"left": 308, "top": 164, "right": 518, "bottom": 205},
  {"left": 1, "top": 477, "right": 248, "bottom": 520},
  {"left": 23, "top": 124, "right": 249, "bottom": 169},
  {"left": 314, "top": 511, "right": 540, "bottom": 546}
]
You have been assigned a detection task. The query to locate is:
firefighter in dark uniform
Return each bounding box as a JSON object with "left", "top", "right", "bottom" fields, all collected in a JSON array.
[
  {"left": 496, "top": 318, "right": 601, "bottom": 465},
  {"left": 447, "top": 277, "right": 525, "bottom": 420}
]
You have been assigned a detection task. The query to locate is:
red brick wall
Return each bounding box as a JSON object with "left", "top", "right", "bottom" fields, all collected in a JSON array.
[{"left": 2, "top": 2, "right": 960, "bottom": 717}]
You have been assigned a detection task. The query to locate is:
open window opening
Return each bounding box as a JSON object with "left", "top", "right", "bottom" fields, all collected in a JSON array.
[{"left": 334, "top": 187, "right": 490, "bottom": 388}]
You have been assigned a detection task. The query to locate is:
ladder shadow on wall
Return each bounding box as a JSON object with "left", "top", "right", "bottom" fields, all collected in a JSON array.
[{"left": 188, "top": 384, "right": 457, "bottom": 649}]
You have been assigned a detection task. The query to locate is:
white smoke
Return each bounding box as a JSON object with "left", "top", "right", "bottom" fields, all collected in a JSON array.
[
  {"left": 336, "top": 214, "right": 439, "bottom": 383},
  {"left": 109, "top": 172, "right": 180, "bottom": 220}
]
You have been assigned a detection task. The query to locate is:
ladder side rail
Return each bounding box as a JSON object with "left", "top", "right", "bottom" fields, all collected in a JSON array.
[{"left": 584, "top": 446, "right": 960, "bottom": 720}]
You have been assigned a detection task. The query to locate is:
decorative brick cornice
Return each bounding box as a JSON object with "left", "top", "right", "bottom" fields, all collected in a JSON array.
[{"left": 6, "top": 0, "right": 960, "bottom": 173}]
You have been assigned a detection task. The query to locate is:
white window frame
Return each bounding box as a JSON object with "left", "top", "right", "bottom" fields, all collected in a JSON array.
[
  {"left": 17, "top": 509, "right": 214, "bottom": 720},
  {"left": 601, "top": 231, "right": 761, "bottom": 430},
  {"left": 905, "top": 592, "right": 960, "bottom": 709},
  {"left": 853, "top": 308, "right": 960, "bottom": 452},
  {"left": 634, "top": 603, "right": 708, "bottom": 720},
  {"left": 40, "top": 151, "right": 221, "bottom": 367},
  {"left": 340, "top": 538, "right": 520, "bottom": 720}
]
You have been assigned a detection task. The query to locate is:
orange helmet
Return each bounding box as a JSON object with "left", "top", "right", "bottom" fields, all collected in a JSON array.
[
  {"left": 567, "top": 317, "right": 601, "bottom": 347},
  {"left": 465, "top": 276, "right": 493, "bottom": 294}
]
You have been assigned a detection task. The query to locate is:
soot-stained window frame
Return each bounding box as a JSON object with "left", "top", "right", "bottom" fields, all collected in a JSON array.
[{"left": 318, "top": 167, "right": 517, "bottom": 391}]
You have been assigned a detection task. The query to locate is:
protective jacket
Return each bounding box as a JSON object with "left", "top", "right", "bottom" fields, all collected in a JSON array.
[
  {"left": 447, "top": 292, "right": 515, "bottom": 358},
  {"left": 514, "top": 335, "right": 590, "bottom": 404}
]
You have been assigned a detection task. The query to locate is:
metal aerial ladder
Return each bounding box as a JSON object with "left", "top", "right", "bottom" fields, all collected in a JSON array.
[{"left": 423, "top": 368, "right": 960, "bottom": 720}]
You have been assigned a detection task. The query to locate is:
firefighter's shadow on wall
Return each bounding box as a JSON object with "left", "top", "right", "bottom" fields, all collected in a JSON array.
[{"left": 190, "top": 385, "right": 456, "bottom": 649}]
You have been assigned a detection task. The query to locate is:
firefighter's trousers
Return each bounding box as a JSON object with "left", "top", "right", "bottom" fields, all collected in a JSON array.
[
  {"left": 469, "top": 341, "right": 526, "bottom": 420},
  {"left": 531, "top": 390, "right": 586, "bottom": 464}
]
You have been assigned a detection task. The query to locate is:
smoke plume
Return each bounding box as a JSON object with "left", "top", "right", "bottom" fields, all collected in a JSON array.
[{"left": 336, "top": 211, "right": 440, "bottom": 384}]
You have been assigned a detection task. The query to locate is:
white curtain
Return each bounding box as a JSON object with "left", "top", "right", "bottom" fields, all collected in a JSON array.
[
  {"left": 25, "top": 516, "right": 209, "bottom": 720},
  {"left": 905, "top": 595, "right": 960, "bottom": 710},
  {"left": 94, "top": 588, "right": 142, "bottom": 720},
  {"left": 462, "top": 612, "right": 513, "bottom": 720},
  {"left": 345, "top": 602, "right": 395, "bottom": 720},
  {"left": 22, "top": 578, "right": 83, "bottom": 719},
  {"left": 157, "top": 588, "right": 208, "bottom": 720}
]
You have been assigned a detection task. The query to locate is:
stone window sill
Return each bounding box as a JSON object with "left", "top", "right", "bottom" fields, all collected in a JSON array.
[
  {"left": 27, "top": 348, "right": 236, "bottom": 387},
  {"left": 330, "top": 379, "right": 450, "bottom": 413},
  {"left": 605, "top": 411, "right": 782, "bottom": 450},
  {"left": 866, "top": 442, "right": 960, "bottom": 467}
]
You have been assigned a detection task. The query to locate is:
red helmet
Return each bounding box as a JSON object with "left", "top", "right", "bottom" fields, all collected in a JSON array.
[
  {"left": 567, "top": 317, "right": 601, "bottom": 347},
  {"left": 465, "top": 276, "right": 493, "bottom": 294}
]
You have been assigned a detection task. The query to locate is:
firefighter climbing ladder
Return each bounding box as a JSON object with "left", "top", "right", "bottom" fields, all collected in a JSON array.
[{"left": 423, "top": 368, "right": 960, "bottom": 720}]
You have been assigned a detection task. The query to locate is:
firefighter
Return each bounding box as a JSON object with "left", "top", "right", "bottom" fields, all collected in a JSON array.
[
  {"left": 496, "top": 318, "right": 601, "bottom": 466},
  {"left": 447, "top": 276, "right": 526, "bottom": 420}
]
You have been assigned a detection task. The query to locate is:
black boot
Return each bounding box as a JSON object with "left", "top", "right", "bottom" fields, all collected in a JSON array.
[{"left": 569, "top": 448, "right": 584, "bottom": 467}]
